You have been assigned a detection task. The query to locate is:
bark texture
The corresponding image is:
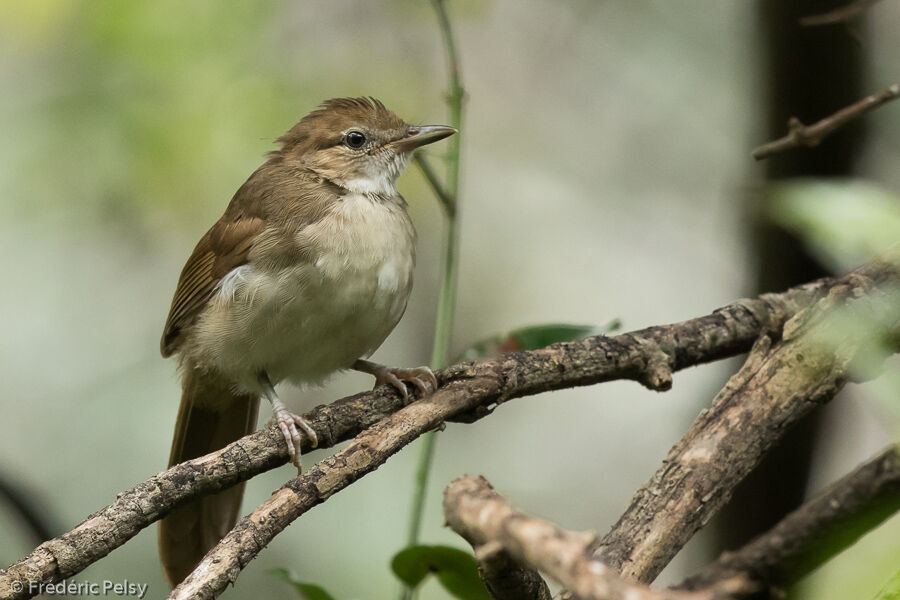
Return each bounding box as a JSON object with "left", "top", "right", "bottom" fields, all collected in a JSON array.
[
  {"left": 723, "top": 0, "right": 871, "bottom": 565},
  {"left": 471, "top": 544, "right": 553, "bottom": 600},
  {"left": 679, "top": 445, "right": 900, "bottom": 593},
  {"left": 0, "top": 261, "right": 896, "bottom": 600},
  {"left": 168, "top": 376, "right": 505, "bottom": 600},
  {"left": 443, "top": 475, "right": 752, "bottom": 600},
  {"left": 593, "top": 269, "right": 899, "bottom": 583}
]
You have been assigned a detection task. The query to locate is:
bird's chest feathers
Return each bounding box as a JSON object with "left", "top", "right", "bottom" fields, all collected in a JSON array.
[
  {"left": 195, "top": 193, "right": 416, "bottom": 388},
  {"left": 306, "top": 193, "right": 415, "bottom": 301}
]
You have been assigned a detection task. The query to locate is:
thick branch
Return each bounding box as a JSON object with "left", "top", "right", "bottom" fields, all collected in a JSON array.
[
  {"left": 1, "top": 261, "right": 896, "bottom": 599},
  {"left": 677, "top": 445, "right": 900, "bottom": 593},
  {"left": 592, "top": 270, "right": 900, "bottom": 583},
  {"left": 442, "top": 475, "right": 753, "bottom": 600},
  {"left": 752, "top": 84, "right": 900, "bottom": 160}
]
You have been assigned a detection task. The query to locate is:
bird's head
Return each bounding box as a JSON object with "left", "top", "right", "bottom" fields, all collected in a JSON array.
[{"left": 274, "top": 97, "right": 456, "bottom": 195}]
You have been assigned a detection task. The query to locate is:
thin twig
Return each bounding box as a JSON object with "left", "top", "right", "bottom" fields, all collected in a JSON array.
[
  {"left": 1, "top": 260, "right": 896, "bottom": 599},
  {"left": 799, "top": 0, "right": 884, "bottom": 26},
  {"left": 443, "top": 475, "right": 754, "bottom": 600},
  {"left": 677, "top": 445, "right": 900, "bottom": 593},
  {"left": 0, "top": 470, "right": 60, "bottom": 545},
  {"left": 752, "top": 83, "right": 900, "bottom": 160},
  {"left": 413, "top": 151, "right": 455, "bottom": 217}
]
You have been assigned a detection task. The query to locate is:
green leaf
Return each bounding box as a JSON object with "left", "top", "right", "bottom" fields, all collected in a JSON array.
[
  {"left": 456, "top": 320, "right": 621, "bottom": 362},
  {"left": 391, "top": 545, "right": 492, "bottom": 600},
  {"left": 269, "top": 568, "right": 338, "bottom": 600},
  {"left": 765, "top": 179, "right": 900, "bottom": 271},
  {"left": 873, "top": 566, "right": 900, "bottom": 600},
  {"left": 766, "top": 179, "right": 900, "bottom": 421}
]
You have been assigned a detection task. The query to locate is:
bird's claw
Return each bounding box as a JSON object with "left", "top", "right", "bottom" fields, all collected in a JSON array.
[
  {"left": 372, "top": 365, "right": 438, "bottom": 400},
  {"left": 352, "top": 359, "right": 439, "bottom": 401},
  {"left": 271, "top": 405, "right": 318, "bottom": 474}
]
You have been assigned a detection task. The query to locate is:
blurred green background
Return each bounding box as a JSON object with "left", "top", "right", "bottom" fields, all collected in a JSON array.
[{"left": 1, "top": 1, "right": 899, "bottom": 599}]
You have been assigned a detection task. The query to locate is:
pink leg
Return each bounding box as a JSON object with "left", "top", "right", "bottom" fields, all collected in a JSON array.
[{"left": 259, "top": 372, "right": 317, "bottom": 473}]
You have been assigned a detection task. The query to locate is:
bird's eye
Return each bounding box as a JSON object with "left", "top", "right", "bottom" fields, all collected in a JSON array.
[{"left": 344, "top": 131, "right": 366, "bottom": 149}]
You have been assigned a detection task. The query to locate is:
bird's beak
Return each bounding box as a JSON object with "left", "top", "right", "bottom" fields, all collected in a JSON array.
[{"left": 389, "top": 125, "right": 457, "bottom": 153}]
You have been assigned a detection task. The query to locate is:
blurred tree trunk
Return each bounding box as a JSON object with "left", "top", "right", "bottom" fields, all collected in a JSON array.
[{"left": 710, "top": 0, "right": 869, "bottom": 576}]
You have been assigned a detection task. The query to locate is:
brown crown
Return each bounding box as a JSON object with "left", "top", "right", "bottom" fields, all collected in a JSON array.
[{"left": 275, "top": 97, "right": 407, "bottom": 155}]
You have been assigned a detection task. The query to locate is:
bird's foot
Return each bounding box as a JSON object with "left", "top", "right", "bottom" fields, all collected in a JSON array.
[
  {"left": 352, "top": 359, "right": 439, "bottom": 400},
  {"left": 269, "top": 401, "right": 318, "bottom": 473},
  {"left": 259, "top": 371, "right": 317, "bottom": 474}
]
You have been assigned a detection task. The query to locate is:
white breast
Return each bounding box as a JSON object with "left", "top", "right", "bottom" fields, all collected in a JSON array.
[{"left": 187, "top": 193, "right": 416, "bottom": 394}]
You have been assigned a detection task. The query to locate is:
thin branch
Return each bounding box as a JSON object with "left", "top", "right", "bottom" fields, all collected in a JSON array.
[
  {"left": 1, "top": 260, "right": 896, "bottom": 599},
  {"left": 413, "top": 151, "right": 455, "bottom": 217},
  {"left": 0, "top": 395, "right": 411, "bottom": 600},
  {"left": 677, "top": 445, "right": 900, "bottom": 593},
  {"left": 169, "top": 375, "right": 507, "bottom": 600},
  {"left": 0, "top": 470, "right": 60, "bottom": 545},
  {"left": 799, "top": 0, "right": 884, "bottom": 26},
  {"left": 424, "top": 0, "right": 465, "bottom": 372},
  {"left": 442, "top": 475, "right": 754, "bottom": 600},
  {"left": 592, "top": 270, "right": 900, "bottom": 584},
  {"left": 752, "top": 83, "right": 900, "bottom": 160}
]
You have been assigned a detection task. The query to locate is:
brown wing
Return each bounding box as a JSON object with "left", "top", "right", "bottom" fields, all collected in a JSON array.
[{"left": 160, "top": 216, "right": 264, "bottom": 357}]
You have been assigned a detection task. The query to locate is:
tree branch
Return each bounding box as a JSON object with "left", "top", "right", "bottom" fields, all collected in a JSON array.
[
  {"left": 469, "top": 541, "right": 553, "bottom": 600},
  {"left": 591, "top": 268, "right": 900, "bottom": 584},
  {"left": 1, "top": 260, "right": 896, "bottom": 599},
  {"left": 171, "top": 261, "right": 897, "bottom": 599},
  {"left": 442, "top": 475, "right": 754, "bottom": 600},
  {"left": 444, "top": 474, "right": 553, "bottom": 600},
  {"left": 168, "top": 375, "right": 506, "bottom": 599},
  {"left": 752, "top": 84, "right": 900, "bottom": 160},
  {"left": 677, "top": 445, "right": 900, "bottom": 594}
]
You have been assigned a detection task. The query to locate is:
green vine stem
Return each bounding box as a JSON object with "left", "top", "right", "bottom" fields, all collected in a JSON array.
[{"left": 400, "top": 0, "right": 464, "bottom": 598}]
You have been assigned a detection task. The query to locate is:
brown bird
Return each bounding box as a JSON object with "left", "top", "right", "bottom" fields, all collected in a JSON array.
[{"left": 157, "top": 97, "right": 455, "bottom": 586}]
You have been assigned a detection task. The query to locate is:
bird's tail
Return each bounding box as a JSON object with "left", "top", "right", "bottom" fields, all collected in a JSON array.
[{"left": 158, "top": 366, "right": 259, "bottom": 588}]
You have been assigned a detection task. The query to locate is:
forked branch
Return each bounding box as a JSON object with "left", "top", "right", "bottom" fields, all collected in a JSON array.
[
  {"left": 593, "top": 269, "right": 900, "bottom": 583},
  {"left": 443, "top": 474, "right": 755, "bottom": 600},
  {"left": 752, "top": 84, "right": 900, "bottom": 160}
]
